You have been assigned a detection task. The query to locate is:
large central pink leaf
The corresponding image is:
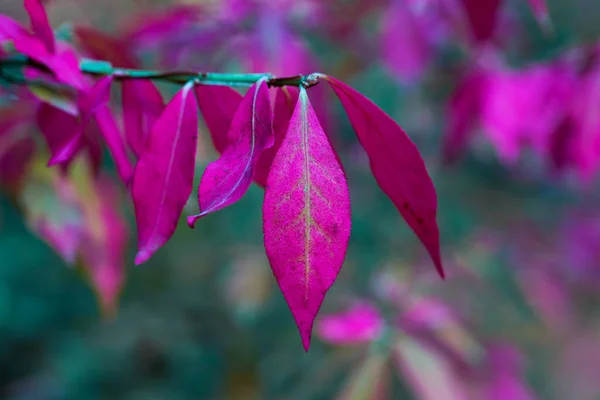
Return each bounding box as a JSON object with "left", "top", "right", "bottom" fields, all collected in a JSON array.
[
  {"left": 263, "top": 87, "right": 351, "bottom": 351},
  {"left": 132, "top": 81, "right": 198, "bottom": 264},
  {"left": 188, "top": 80, "right": 273, "bottom": 226},
  {"left": 324, "top": 76, "right": 443, "bottom": 278}
]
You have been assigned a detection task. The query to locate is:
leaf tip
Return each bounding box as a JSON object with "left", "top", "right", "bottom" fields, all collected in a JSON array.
[{"left": 134, "top": 249, "right": 151, "bottom": 266}]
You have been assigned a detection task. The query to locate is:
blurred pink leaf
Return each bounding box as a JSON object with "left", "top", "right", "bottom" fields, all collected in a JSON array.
[
  {"left": 337, "top": 351, "right": 390, "bottom": 400},
  {"left": 316, "top": 301, "right": 384, "bottom": 346},
  {"left": 80, "top": 176, "right": 129, "bottom": 316},
  {"left": 188, "top": 80, "right": 273, "bottom": 226},
  {"left": 393, "top": 334, "right": 469, "bottom": 400},
  {"left": 263, "top": 87, "right": 351, "bottom": 351},
  {"left": 324, "top": 76, "right": 444, "bottom": 278},
  {"left": 132, "top": 81, "right": 198, "bottom": 265},
  {"left": 487, "top": 344, "right": 538, "bottom": 400},
  {"left": 122, "top": 80, "right": 165, "bottom": 158},
  {"left": 194, "top": 85, "right": 243, "bottom": 154},
  {"left": 254, "top": 87, "right": 299, "bottom": 188},
  {"left": 380, "top": 0, "right": 432, "bottom": 83},
  {"left": 443, "top": 68, "right": 487, "bottom": 163}
]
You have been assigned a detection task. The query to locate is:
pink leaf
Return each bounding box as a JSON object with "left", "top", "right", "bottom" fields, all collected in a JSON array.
[
  {"left": 194, "top": 85, "right": 243, "bottom": 154},
  {"left": 0, "top": 16, "right": 30, "bottom": 42},
  {"left": 460, "top": 0, "right": 502, "bottom": 43},
  {"left": 442, "top": 68, "right": 487, "bottom": 163},
  {"left": 263, "top": 87, "right": 351, "bottom": 351},
  {"left": 324, "top": 76, "right": 444, "bottom": 278},
  {"left": 48, "top": 75, "right": 114, "bottom": 166},
  {"left": 254, "top": 87, "right": 300, "bottom": 188},
  {"left": 132, "top": 81, "right": 198, "bottom": 265},
  {"left": 187, "top": 80, "right": 273, "bottom": 226},
  {"left": 94, "top": 106, "right": 134, "bottom": 183},
  {"left": 74, "top": 26, "right": 138, "bottom": 68},
  {"left": 122, "top": 79, "right": 165, "bottom": 157},
  {"left": 316, "top": 301, "right": 384, "bottom": 346},
  {"left": 380, "top": 0, "right": 432, "bottom": 83},
  {"left": 24, "top": 0, "right": 55, "bottom": 53}
]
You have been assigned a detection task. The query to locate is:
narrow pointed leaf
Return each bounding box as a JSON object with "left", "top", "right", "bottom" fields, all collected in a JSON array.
[
  {"left": 132, "top": 81, "right": 198, "bottom": 265},
  {"left": 324, "top": 76, "right": 443, "bottom": 278},
  {"left": 94, "top": 105, "right": 134, "bottom": 183},
  {"left": 263, "top": 87, "right": 351, "bottom": 351},
  {"left": 188, "top": 80, "right": 273, "bottom": 227},
  {"left": 24, "top": 0, "right": 55, "bottom": 53},
  {"left": 254, "top": 87, "right": 299, "bottom": 188},
  {"left": 194, "top": 85, "right": 243, "bottom": 154},
  {"left": 122, "top": 79, "right": 164, "bottom": 157}
]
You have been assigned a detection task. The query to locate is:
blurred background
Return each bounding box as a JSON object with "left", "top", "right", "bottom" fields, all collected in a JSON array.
[{"left": 2, "top": 0, "right": 600, "bottom": 398}]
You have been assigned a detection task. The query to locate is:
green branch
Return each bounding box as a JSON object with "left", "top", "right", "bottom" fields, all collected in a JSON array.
[{"left": 0, "top": 54, "right": 322, "bottom": 89}]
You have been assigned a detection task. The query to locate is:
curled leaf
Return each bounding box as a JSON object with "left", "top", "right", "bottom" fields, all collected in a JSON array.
[
  {"left": 324, "top": 76, "right": 443, "bottom": 278},
  {"left": 263, "top": 87, "right": 351, "bottom": 351},
  {"left": 132, "top": 81, "right": 198, "bottom": 265},
  {"left": 254, "top": 87, "right": 299, "bottom": 188},
  {"left": 122, "top": 79, "right": 164, "bottom": 157},
  {"left": 188, "top": 80, "right": 273, "bottom": 226},
  {"left": 194, "top": 85, "right": 243, "bottom": 154}
]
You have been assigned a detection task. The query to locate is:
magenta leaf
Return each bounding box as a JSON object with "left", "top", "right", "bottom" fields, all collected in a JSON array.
[
  {"left": 188, "top": 80, "right": 273, "bottom": 226},
  {"left": 132, "top": 81, "right": 198, "bottom": 265},
  {"left": 194, "top": 85, "right": 243, "bottom": 154},
  {"left": 24, "top": 0, "right": 55, "bottom": 53},
  {"left": 316, "top": 301, "right": 384, "bottom": 346},
  {"left": 122, "top": 79, "right": 165, "bottom": 157},
  {"left": 94, "top": 106, "right": 134, "bottom": 183},
  {"left": 254, "top": 87, "right": 300, "bottom": 188},
  {"left": 263, "top": 87, "right": 351, "bottom": 351},
  {"left": 380, "top": 0, "right": 432, "bottom": 83},
  {"left": 48, "top": 75, "right": 114, "bottom": 166},
  {"left": 324, "top": 76, "right": 444, "bottom": 278}
]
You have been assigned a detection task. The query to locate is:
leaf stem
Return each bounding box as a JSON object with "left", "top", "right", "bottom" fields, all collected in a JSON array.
[{"left": 0, "top": 54, "right": 323, "bottom": 89}]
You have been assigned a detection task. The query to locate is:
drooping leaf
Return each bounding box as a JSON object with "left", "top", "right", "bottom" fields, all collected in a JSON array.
[
  {"left": 94, "top": 105, "right": 134, "bottom": 183},
  {"left": 460, "top": 0, "right": 502, "bottom": 43},
  {"left": 78, "top": 174, "right": 129, "bottom": 316},
  {"left": 122, "top": 79, "right": 164, "bottom": 157},
  {"left": 254, "top": 87, "right": 299, "bottom": 188},
  {"left": 316, "top": 301, "right": 384, "bottom": 346},
  {"left": 324, "top": 76, "right": 444, "bottom": 278},
  {"left": 48, "top": 75, "right": 114, "bottom": 166},
  {"left": 132, "top": 81, "right": 198, "bottom": 265},
  {"left": 0, "top": 126, "right": 35, "bottom": 187},
  {"left": 194, "top": 84, "right": 243, "bottom": 154},
  {"left": 263, "top": 87, "right": 351, "bottom": 351},
  {"left": 188, "top": 80, "right": 273, "bottom": 226},
  {"left": 24, "top": 0, "right": 55, "bottom": 53}
]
